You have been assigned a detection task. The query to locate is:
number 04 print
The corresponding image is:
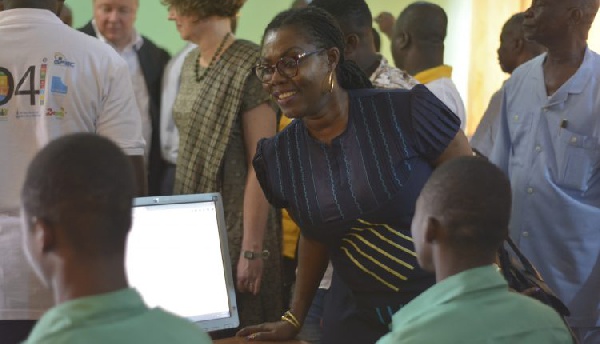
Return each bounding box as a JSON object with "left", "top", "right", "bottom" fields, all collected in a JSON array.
[{"left": 0, "top": 66, "right": 41, "bottom": 106}]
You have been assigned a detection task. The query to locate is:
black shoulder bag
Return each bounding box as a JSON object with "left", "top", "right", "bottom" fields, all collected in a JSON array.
[{"left": 498, "top": 237, "right": 578, "bottom": 343}]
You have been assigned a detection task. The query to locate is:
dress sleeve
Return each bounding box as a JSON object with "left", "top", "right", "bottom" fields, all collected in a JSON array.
[
  {"left": 252, "top": 137, "right": 288, "bottom": 209},
  {"left": 240, "top": 73, "right": 270, "bottom": 113},
  {"left": 410, "top": 84, "right": 461, "bottom": 161}
]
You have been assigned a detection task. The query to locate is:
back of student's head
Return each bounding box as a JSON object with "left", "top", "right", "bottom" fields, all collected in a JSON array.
[
  {"left": 397, "top": 1, "right": 447, "bottom": 44},
  {"left": 21, "top": 133, "right": 135, "bottom": 258},
  {"left": 420, "top": 156, "right": 511, "bottom": 253},
  {"left": 263, "top": 7, "right": 373, "bottom": 90}
]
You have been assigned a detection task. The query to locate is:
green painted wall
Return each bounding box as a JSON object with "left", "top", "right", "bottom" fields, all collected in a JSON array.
[
  {"left": 69, "top": 0, "right": 294, "bottom": 55},
  {"left": 69, "top": 0, "right": 471, "bottom": 102}
]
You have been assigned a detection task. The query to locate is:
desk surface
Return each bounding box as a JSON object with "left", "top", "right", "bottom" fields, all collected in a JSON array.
[{"left": 214, "top": 337, "right": 307, "bottom": 344}]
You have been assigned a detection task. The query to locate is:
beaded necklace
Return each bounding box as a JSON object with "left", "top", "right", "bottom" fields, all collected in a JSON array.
[{"left": 195, "top": 32, "right": 232, "bottom": 83}]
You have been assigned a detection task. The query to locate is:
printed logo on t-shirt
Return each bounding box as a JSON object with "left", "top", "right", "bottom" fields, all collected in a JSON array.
[
  {"left": 16, "top": 109, "right": 39, "bottom": 118},
  {"left": 54, "top": 53, "right": 75, "bottom": 68},
  {"left": 0, "top": 69, "right": 13, "bottom": 105},
  {"left": 46, "top": 107, "right": 65, "bottom": 119},
  {"left": 51, "top": 76, "right": 68, "bottom": 95}
]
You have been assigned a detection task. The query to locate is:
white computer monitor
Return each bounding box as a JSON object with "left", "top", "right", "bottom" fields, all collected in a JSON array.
[{"left": 126, "top": 193, "right": 239, "bottom": 332}]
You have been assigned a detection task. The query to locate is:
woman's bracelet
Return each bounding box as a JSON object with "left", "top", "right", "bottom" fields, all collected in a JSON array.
[{"left": 281, "top": 310, "right": 301, "bottom": 329}]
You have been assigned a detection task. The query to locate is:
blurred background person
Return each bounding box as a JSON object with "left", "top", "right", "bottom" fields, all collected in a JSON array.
[
  {"left": 490, "top": 1, "right": 600, "bottom": 342},
  {"left": 391, "top": 2, "right": 467, "bottom": 131},
  {"left": 80, "top": 0, "right": 171, "bottom": 196},
  {"left": 159, "top": 42, "right": 196, "bottom": 195},
  {"left": 0, "top": 1, "right": 145, "bottom": 342},
  {"left": 159, "top": 16, "right": 239, "bottom": 195},
  {"left": 162, "top": 0, "right": 282, "bottom": 329},
  {"left": 470, "top": 12, "right": 545, "bottom": 157}
]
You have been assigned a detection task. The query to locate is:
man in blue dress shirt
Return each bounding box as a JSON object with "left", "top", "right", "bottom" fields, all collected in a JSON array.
[{"left": 490, "top": 1, "right": 600, "bottom": 342}]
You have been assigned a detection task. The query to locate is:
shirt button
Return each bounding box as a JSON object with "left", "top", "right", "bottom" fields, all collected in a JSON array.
[
  {"left": 535, "top": 145, "right": 542, "bottom": 152},
  {"left": 523, "top": 232, "right": 529, "bottom": 237},
  {"left": 571, "top": 136, "right": 578, "bottom": 144},
  {"left": 527, "top": 187, "right": 534, "bottom": 194},
  {"left": 513, "top": 114, "right": 519, "bottom": 121}
]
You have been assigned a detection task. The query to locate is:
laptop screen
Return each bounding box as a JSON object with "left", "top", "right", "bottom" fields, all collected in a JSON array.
[{"left": 126, "top": 193, "right": 239, "bottom": 332}]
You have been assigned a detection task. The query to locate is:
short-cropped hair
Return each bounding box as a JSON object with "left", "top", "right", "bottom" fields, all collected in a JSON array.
[{"left": 21, "top": 133, "right": 135, "bottom": 257}]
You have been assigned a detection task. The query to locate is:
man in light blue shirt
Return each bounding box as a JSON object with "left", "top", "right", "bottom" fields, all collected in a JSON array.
[
  {"left": 20, "top": 134, "right": 212, "bottom": 344},
  {"left": 377, "top": 157, "right": 572, "bottom": 344},
  {"left": 489, "top": 1, "right": 600, "bottom": 342}
]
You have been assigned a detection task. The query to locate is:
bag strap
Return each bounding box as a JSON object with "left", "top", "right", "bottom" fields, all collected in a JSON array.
[
  {"left": 503, "top": 238, "right": 577, "bottom": 343},
  {"left": 505, "top": 236, "right": 542, "bottom": 278}
]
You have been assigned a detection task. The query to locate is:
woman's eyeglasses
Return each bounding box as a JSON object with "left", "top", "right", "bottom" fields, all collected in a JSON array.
[{"left": 254, "top": 49, "right": 325, "bottom": 83}]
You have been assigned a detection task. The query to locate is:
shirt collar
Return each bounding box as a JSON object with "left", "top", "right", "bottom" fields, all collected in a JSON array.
[
  {"left": 26, "top": 288, "right": 146, "bottom": 342},
  {"left": 414, "top": 64, "right": 453, "bottom": 84},
  {"left": 531, "top": 47, "right": 594, "bottom": 105},
  {"left": 390, "top": 265, "right": 506, "bottom": 328},
  {"left": 91, "top": 19, "right": 143, "bottom": 52}
]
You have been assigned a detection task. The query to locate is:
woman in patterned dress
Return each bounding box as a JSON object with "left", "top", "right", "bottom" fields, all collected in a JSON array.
[{"left": 162, "top": 0, "right": 283, "bottom": 327}]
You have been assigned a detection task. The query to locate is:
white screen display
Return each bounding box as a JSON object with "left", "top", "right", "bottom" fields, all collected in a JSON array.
[{"left": 126, "top": 201, "right": 231, "bottom": 322}]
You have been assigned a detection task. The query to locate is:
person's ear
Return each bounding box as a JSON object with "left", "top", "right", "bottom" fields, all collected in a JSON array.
[
  {"left": 326, "top": 46, "right": 341, "bottom": 71},
  {"left": 568, "top": 7, "right": 584, "bottom": 26},
  {"left": 424, "top": 216, "right": 444, "bottom": 244},
  {"left": 514, "top": 37, "right": 525, "bottom": 54},
  {"left": 394, "top": 31, "right": 411, "bottom": 50},
  {"left": 33, "top": 217, "right": 57, "bottom": 255},
  {"left": 345, "top": 33, "right": 360, "bottom": 57}
]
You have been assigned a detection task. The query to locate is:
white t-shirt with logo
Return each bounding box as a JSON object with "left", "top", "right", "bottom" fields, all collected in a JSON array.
[{"left": 0, "top": 8, "right": 144, "bottom": 319}]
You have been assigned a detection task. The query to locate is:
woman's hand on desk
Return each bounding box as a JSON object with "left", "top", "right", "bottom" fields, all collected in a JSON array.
[
  {"left": 237, "top": 320, "right": 299, "bottom": 341},
  {"left": 236, "top": 255, "right": 264, "bottom": 295}
]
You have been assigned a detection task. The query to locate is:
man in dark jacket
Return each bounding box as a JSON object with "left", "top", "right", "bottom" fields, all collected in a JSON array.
[{"left": 80, "top": 0, "right": 171, "bottom": 196}]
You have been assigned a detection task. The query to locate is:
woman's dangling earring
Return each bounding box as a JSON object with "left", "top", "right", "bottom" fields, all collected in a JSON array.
[{"left": 328, "top": 71, "right": 334, "bottom": 93}]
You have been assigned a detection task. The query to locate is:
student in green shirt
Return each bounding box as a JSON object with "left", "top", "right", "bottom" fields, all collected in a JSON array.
[
  {"left": 377, "top": 156, "right": 573, "bottom": 344},
  {"left": 20, "top": 133, "right": 212, "bottom": 344}
]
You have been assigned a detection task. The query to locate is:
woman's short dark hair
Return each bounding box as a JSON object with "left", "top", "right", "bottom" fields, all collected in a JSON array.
[
  {"left": 161, "top": 0, "right": 245, "bottom": 18},
  {"left": 263, "top": 7, "right": 373, "bottom": 90}
]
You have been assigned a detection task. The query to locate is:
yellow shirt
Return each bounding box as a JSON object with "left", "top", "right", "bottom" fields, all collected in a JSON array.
[
  {"left": 413, "top": 64, "right": 453, "bottom": 84},
  {"left": 278, "top": 115, "right": 301, "bottom": 259}
]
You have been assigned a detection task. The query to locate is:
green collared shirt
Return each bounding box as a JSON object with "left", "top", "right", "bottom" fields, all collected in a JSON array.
[
  {"left": 377, "top": 265, "right": 572, "bottom": 344},
  {"left": 24, "top": 288, "right": 212, "bottom": 344}
]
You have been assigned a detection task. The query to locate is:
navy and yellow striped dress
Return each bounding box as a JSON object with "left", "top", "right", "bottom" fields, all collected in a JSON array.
[{"left": 253, "top": 85, "right": 460, "bottom": 343}]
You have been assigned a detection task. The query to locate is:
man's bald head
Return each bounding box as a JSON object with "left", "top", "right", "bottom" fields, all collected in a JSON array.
[
  {"left": 392, "top": 1, "right": 447, "bottom": 73},
  {"left": 524, "top": 0, "right": 599, "bottom": 46},
  {"left": 395, "top": 1, "right": 447, "bottom": 46}
]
